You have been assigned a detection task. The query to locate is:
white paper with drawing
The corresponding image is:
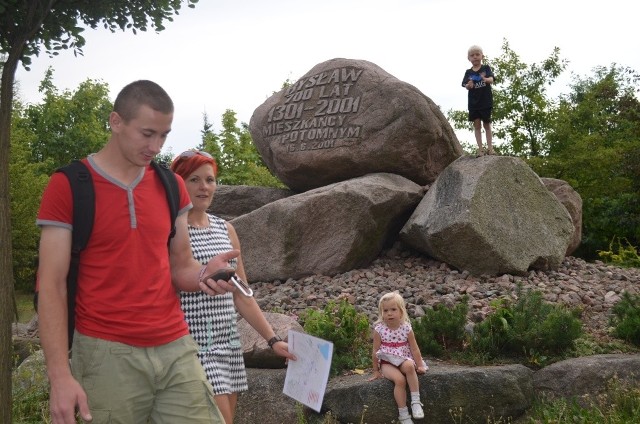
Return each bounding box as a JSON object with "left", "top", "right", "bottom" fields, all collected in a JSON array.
[{"left": 283, "top": 330, "right": 333, "bottom": 412}]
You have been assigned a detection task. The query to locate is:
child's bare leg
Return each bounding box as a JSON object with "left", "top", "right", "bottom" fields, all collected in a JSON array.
[
  {"left": 484, "top": 121, "right": 493, "bottom": 152},
  {"left": 401, "top": 360, "right": 424, "bottom": 419},
  {"left": 400, "top": 360, "right": 420, "bottom": 393},
  {"left": 381, "top": 364, "right": 408, "bottom": 408},
  {"left": 474, "top": 119, "right": 483, "bottom": 148}
]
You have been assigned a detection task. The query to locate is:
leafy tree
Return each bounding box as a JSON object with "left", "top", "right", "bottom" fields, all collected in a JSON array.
[
  {"left": 448, "top": 39, "right": 568, "bottom": 157},
  {"left": 528, "top": 65, "right": 640, "bottom": 257},
  {"left": 490, "top": 39, "right": 567, "bottom": 157},
  {"left": 199, "top": 112, "right": 222, "bottom": 161},
  {"left": 8, "top": 99, "right": 47, "bottom": 294},
  {"left": 0, "top": 1, "right": 198, "bottom": 420},
  {"left": 155, "top": 149, "right": 176, "bottom": 167},
  {"left": 10, "top": 75, "right": 113, "bottom": 292},
  {"left": 202, "top": 109, "right": 284, "bottom": 187},
  {"left": 24, "top": 67, "right": 112, "bottom": 174}
]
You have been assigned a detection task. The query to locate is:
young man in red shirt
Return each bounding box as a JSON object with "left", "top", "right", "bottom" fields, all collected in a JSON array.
[{"left": 37, "top": 80, "right": 238, "bottom": 424}]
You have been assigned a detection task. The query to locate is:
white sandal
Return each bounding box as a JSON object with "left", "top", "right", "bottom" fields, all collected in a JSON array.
[
  {"left": 411, "top": 401, "right": 424, "bottom": 419},
  {"left": 399, "top": 415, "right": 414, "bottom": 424}
]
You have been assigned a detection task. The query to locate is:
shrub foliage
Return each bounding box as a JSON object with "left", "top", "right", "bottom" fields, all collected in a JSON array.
[
  {"left": 301, "top": 299, "right": 371, "bottom": 376},
  {"left": 412, "top": 297, "right": 469, "bottom": 357},
  {"left": 411, "top": 289, "right": 584, "bottom": 366},
  {"left": 610, "top": 292, "right": 640, "bottom": 345},
  {"left": 469, "top": 289, "right": 583, "bottom": 363}
]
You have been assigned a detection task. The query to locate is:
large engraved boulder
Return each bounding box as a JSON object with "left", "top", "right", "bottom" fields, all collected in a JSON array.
[
  {"left": 400, "top": 156, "right": 574, "bottom": 276},
  {"left": 249, "top": 58, "right": 463, "bottom": 192},
  {"left": 231, "top": 173, "right": 424, "bottom": 282},
  {"left": 541, "top": 178, "right": 583, "bottom": 256}
]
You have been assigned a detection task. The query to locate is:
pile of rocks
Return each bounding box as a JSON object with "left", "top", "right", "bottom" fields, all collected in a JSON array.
[{"left": 252, "top": 245, "right": 640, "bottom": 344}]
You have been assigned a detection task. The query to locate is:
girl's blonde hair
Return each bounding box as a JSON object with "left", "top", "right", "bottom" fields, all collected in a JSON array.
[{"left": 374, "top": 291, "right": 409, "bottom": 324}]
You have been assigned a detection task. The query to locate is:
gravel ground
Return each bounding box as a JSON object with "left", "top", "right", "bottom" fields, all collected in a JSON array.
[
  {"left": 252, "top": 245, "right": 640, "bottom": 345},
  {"left": 14, "top": 246, "right": 639, "bottom": 349}
]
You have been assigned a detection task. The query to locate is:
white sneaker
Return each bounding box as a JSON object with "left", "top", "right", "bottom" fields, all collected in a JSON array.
[
  {"left": 399, "top": 415, "right": 414, "bottom": 424},
  {"left": 411, "top": 401, "right": 424, "bottom": 419}
]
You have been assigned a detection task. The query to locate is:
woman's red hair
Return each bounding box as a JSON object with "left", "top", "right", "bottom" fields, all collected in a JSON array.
[{"left": 170, "top": 151, "right": 218, "bottom": 180}]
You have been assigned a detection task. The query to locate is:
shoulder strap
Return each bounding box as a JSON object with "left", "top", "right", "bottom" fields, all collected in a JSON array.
[
  {"left": 57, "top": 160, "right": 95, "bottom": 349},
  {"left": 41, "top": 161, "right": 176, "bottom": 349},
  {"left": 151, "top": 160, "right": 180, "bottom": 245}
]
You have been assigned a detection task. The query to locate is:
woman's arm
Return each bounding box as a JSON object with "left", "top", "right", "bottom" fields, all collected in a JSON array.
[{"left": 227, "top": 222, "right": 295, "bottom": 360}]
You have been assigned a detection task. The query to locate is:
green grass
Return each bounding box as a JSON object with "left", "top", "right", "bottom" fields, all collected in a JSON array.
[
  {"left": 520, "top": 377, "right": 640, "bottom": 423},
  {"left": 15, "top": 290, "right": 36, "bottom": 324}
]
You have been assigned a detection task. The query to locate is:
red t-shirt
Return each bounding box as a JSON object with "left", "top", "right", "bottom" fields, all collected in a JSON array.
[{"left": 37, "top": 158, "right": 192, "bottom": 347}]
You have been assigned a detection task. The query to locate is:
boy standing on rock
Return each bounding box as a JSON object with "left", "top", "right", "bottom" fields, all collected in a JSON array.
[{"left": 462, "top": 45, "right": 495, "bottom": 157}]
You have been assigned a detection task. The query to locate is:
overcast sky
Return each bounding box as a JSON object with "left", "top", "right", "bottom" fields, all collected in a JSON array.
[{"left": 14, "top": 0, "right": 638, "bottom": 155}]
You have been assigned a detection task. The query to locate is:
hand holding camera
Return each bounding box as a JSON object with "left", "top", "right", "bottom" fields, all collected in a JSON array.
[{"left": 202, "top": 267, "right": 253, "bottom": 297}]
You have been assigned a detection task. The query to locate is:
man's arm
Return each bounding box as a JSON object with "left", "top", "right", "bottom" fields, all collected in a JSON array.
[
  {"left": 169, "top": 213, "right": 239, "bottom": 294},
  {"left": 38, "top": 226, "right": 92, "bottom": 423}
]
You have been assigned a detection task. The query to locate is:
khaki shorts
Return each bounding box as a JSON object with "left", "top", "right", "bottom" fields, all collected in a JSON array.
[{"left": 71, "top": 332, "right": 224, "bottom": 424}]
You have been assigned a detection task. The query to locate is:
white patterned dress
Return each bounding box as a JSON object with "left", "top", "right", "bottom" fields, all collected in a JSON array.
[
  {"left": 180, "top": 213, "right": 248, "bottom": 395},
  {"left": 374, "top": 321, "right": 427, "bottom": 369}
]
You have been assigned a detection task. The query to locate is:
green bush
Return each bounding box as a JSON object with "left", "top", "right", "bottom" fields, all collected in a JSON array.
[
  {"left": 470, "top": 289, "right": 583, "bottom": 365},
  {"left": 597, "top": 236, "right": 640, "bottom": 268},
  {"left": 509, "top": 289, "right": 583, "bottom": 354},
  {"left": 301, "top": 299, "right": 371, "bottom": 376},
  {"left": 468, "top": 298, "right": 513, "bottom": 359},
  {"left": 610, "top": 292, "right": 640, "bottom": 345},
  {"left": 412, "top": 297, "right": 468, "bottom": 357}
]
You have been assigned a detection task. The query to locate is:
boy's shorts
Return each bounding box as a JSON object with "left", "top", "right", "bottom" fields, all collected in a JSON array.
[
  {"left": 71, "top": 332, "right": 224, "bottom": 424},
  {"left": 468, "top": 108, "right": 492, "bottom": 123}
]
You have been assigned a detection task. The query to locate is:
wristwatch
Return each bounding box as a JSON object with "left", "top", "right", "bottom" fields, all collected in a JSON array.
[{"left": 267, "top": 335, "right": 283, "bottom": 349}]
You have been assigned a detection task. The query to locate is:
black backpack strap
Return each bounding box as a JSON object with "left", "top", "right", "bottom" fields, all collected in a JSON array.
[
  {"left": 151, "top": 160, "right": 180, "bottom": 245},
  {"left": 57, "top": 160, "right": 95, "bottom": 349}
]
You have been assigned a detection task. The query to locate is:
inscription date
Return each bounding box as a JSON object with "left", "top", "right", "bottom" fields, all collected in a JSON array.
[{"left": 267, "top": 97, "right": 360, "bottom": 123}]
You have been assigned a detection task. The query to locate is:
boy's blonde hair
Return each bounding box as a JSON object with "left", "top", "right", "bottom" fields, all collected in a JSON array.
[
  {"left": 375, "top": 291, "right": 409, "bottom": 324},
  {"left": 468, "top": 45, "right": 483, "bottom": 56}
]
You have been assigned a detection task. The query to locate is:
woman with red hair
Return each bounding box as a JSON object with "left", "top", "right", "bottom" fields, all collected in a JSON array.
[{"left": 171, "top": 150, "right": 295, "bottom": 424}]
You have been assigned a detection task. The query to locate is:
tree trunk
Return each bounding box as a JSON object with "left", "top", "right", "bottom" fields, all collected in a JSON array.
[{"left": 0, "top": 46, "right": 22, "bottom": 424}]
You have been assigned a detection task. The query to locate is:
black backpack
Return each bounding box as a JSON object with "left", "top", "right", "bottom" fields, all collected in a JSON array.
[{"left": 34, "top": 160, "right": 180, "bottom": 349}]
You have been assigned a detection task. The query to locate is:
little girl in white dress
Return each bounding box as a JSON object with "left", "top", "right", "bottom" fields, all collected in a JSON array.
[{"left": 369, "top": 292, "right": 428, "bottom": 423}]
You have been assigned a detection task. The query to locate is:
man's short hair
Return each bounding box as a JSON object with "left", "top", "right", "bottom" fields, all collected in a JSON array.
[{"left": 113, "top": 80, "right": 174, "bottom": 122}]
